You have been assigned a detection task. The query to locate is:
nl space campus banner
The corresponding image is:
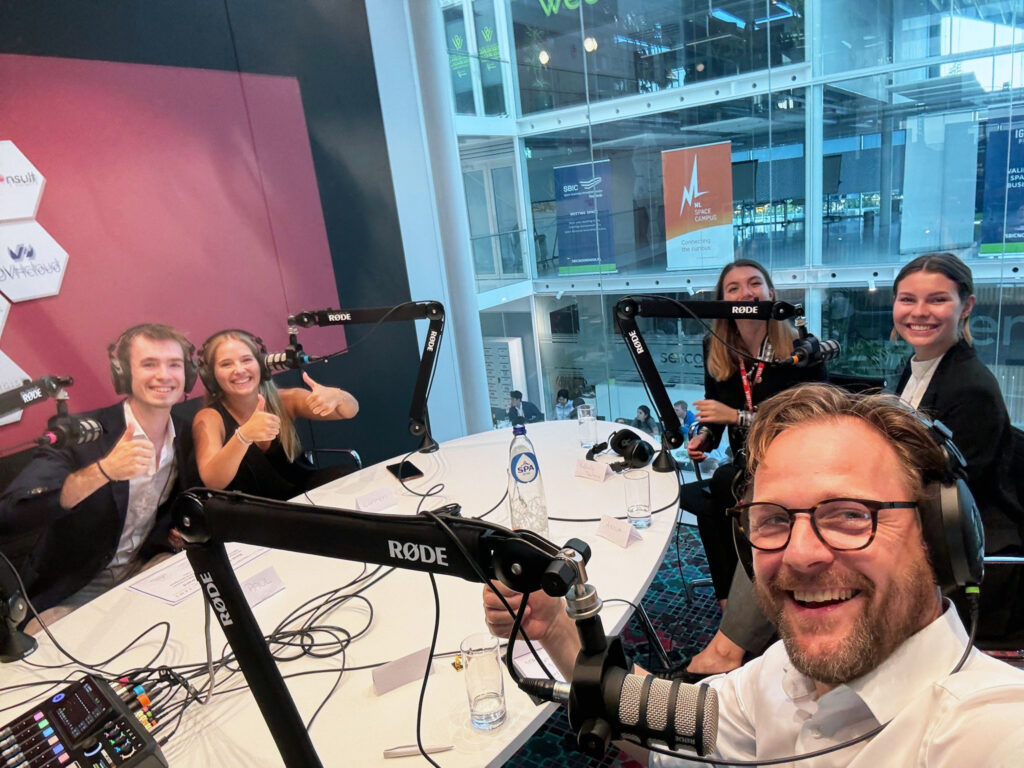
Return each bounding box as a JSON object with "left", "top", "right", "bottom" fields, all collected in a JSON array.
[
  {"left": 662, "top": 141, "right": 734, "bottom": 270},
  {"left": 981, "top": 117, "right": 1024, "bottom": 255},
  {"left": 554, "top": 159, "right": 615, "bottom": 275}
]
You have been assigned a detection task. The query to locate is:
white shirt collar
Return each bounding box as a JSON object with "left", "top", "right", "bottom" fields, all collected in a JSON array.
[{"left": 779, "top": 601, "right": 969, "bottom": 725}]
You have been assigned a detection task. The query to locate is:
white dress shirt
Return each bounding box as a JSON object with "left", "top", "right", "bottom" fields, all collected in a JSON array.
[
  {"left": 652, "top": 604, "right": 1024, "bottom": 767},
  {"left": 898, "top": 352, "right": 946, "bottom": 409},
  {"left": 104, "top": 402, "right": 177, "bottom": 581}
]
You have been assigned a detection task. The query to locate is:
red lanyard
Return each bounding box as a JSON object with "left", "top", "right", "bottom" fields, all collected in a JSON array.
[{"left": 738, "top": 358, "right": 764, "bottom": 413}]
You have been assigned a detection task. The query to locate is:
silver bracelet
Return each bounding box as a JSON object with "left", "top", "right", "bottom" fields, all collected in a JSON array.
[{"left": 235, "top": 428, "right": 253, "bottom": 446}]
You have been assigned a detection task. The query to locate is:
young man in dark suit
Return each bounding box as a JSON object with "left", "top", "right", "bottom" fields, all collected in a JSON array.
[
  {"left": 507, "top": 389, "right": 543, "bottom": 424},
  {"left": 1, "top": 324, "right": 199, "bottom": 624}
]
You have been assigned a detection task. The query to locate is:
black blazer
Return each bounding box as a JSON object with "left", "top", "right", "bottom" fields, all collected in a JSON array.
[
  {"left": 896, "top": 340, "right": 1023, "bottom": 552},
  {"left": 507, "top": 400, "right": 543, "bottom": 424},
  {"left": 0, "top": 401, "right": 198, "bottom": 612}
]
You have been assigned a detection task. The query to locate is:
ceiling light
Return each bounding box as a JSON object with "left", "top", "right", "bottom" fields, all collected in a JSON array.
[
  {"left": 583, "top": 36, "right": 598, "bottom": 53},
  {"left": 539, "top": 50, "right": 550, "bottom": 66}
]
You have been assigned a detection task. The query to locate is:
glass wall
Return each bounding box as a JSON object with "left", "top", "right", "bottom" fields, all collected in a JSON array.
[
  {"left": 510, "top": 0, "right": 805, "bottom": 115},
  {"left": 443, "top": 0, "right": 514, "bottom": 116},
  {"left": 442, "top": 0, "right": 1024, "bottom": 427}
]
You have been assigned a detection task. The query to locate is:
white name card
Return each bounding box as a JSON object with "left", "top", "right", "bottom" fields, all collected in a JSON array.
[
  {"left": 574, "top": 458, "right": 611, "bottom": 482},
  {"left": 596, "top": 514, "right": 643, "bottom": 548},
  {"left": 356, "top": 487, "right": 397, "bottom": 512},
  {"left": 241, "top": 566, "right": 284, "bottom": 608},
  {"left": 372, "top": 646, "right": 437, "bottom": 696}
]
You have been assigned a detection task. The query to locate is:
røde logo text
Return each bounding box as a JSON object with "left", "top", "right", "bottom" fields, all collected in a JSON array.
[
  {"left": 732, "top": 305, "right": 759, "bottom": 315},
  {"left": 388, "top": 540, "right": 449, "bottom": 566},
  {"left": 628, "top": 330, "right": 645, "bottom": 355},
  {"left": 199, "top": 572, "right": 234, "bottom": 627},
  {"left": 327, "top": 312, "right": 352, "bottom": 322},
  {"left": 426, "top": 329, "right": 439, "bottom": 352},
  {"left": 20, "top": 387, "right": 42, "bottom": 403}
]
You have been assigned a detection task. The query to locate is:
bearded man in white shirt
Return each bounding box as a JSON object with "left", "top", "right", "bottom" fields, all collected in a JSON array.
[{"left": 483, "top": 383, "right": 1024, "bottom": 767}]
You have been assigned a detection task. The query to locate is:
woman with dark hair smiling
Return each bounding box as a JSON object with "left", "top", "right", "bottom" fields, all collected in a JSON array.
[{"left": 892, "top": 252, "right": 1023, "bottom": 638}]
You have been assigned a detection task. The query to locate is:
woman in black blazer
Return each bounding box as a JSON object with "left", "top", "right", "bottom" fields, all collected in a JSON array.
[{"left": 893, "top": 252, "right": 1023, "bottom": 638}]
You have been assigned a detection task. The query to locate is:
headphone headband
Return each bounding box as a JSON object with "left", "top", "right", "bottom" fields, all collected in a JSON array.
[{"left": 585, "top": 428, "right": 655, "bottom": 472}]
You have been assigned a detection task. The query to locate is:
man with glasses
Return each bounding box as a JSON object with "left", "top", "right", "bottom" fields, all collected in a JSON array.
[{"left": 483, "top": 383, "right": 1024, "bottom": 766}]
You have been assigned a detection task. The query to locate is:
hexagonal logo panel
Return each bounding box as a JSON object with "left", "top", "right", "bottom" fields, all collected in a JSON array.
[
  {"left": 0, "top": 350, "right": 30, "bottom": 426},
  {"left": 0, "top": 220, "right": 68, "bottom": 302},
  {"left": 0, "top": 141, "right": 45, "bottom": 221}
]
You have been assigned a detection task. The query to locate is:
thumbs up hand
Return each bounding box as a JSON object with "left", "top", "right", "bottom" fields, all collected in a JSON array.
[
  {"left": 100, "top": 425, "right": 156, "bottom": 480},
  {"left": 302, "top": 371, "right": 346, "bottom": 417},
  {"left": 238, "top": 394, "right": 281, "bottom": 443}
]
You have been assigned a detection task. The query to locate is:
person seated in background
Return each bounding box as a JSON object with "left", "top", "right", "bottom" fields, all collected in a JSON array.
[
  {"left": 507, "top": 389, "right": 542, "bottom": 424},
  {"left": 553, "top": 389, "right": 573, "bottom": 420},
  {"left": 631, "top": 404, "right": 660, "bottom": 436},
  {"left": 891, "top": 252, "right": 1024, "bottom": 640},
  {"left": 483, "top": 384, "right": 1024, "bottom": 766},
  {"left": 673, "top": 400, "right": 696, "bottom": 437},
  {"left": 0, "top": 323, "right": 199, "bottom": 625},
  {"left": 192, "top": 329, "right": 358, "bottom": 500}
]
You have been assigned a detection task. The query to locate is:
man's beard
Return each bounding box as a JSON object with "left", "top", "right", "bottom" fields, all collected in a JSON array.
[{"left": 754, "top": 554, "right": 936, "bottom": 686}]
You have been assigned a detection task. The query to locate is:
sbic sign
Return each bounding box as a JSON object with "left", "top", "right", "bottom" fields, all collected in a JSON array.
[{"left": 538, "top": 0, "right": 599, "bottom": 17}]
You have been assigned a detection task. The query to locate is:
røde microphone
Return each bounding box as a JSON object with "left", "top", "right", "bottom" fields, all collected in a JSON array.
[
  {"left": 519, "top": 670, "right": 718, "bottom": 756},
  {"left": 263, "top": 347, "right": 321, "bottom": 373},
  {"left": 788, "top": 335, "right": 841, "bottom": 367},
  {"left": 38, "top": 416, "right": 103, "bottom": 448}
]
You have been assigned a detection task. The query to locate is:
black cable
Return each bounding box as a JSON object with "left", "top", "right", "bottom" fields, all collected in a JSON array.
[
  {"left": 603, "top": 598, "right": 671, "bottom": 671},
  {"left": 474, "top": 488, "right": 508, "bottom": 520},
  {"left": 418, "top": 508, "right": 556, "bottom": 681},
  {"left": 0, "top": 551, "right": 171, "bottom": 674},
  {"left": 0, "top": 439, "right": 37, "bottom": 457},
  {"left": 548, "top": 481, "right": 680, "bottom": 523},
  {"left": 315, "top": 301, "right": 434, "bottom": 362},
  {"left": 414, "top": 573, "right": 443, "bottom": 768}
]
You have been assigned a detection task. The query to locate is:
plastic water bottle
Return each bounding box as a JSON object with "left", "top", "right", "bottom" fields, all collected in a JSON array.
[{"left": 508, "top": 424, "right": 550, "bottom": 539}]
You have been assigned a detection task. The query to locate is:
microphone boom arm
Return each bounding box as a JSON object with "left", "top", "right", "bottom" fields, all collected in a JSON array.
[
  {"left": 614, "top": 297, "right": 802, "bottom": 466},
  {"left": 174, "top": 488, "right": 590, "bottom": 767},
  {"left": 0, "top": 375, "right": 73, "bottom": 419},
  {"left": 289, "top": 302, "right": 445, "bottom": 453}
]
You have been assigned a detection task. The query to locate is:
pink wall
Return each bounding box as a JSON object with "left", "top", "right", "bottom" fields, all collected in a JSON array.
[{"left": 0, "top": 53, "right": 343, "bottom": 447}]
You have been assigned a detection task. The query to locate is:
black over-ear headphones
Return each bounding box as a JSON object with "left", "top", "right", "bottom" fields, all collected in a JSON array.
[
  {"left": 732, "top": 414, "right": 984, "bottom": 593},
  {"left": 197, "top": 329, "right": 271, "bottom": 395},
  {"left": 586, "top": 428, "right": 655, "bottom": 472},
  {"left": 108, "top": 324, "right": 198, "bottom": 395}
]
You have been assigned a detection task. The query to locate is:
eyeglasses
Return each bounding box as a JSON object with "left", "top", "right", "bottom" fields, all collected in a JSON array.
[{"left": 727, "top": 498, "right": 918, "bottom": 552}]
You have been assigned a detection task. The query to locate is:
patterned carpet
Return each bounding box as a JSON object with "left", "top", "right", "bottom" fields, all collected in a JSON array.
[{"left": 505, "top": 524, "right": 721, "bottom": 768}]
